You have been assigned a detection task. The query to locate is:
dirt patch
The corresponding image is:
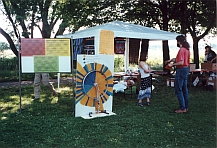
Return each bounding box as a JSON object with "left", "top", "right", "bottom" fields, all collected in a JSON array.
[{"left": 0, "top": 78, "right": 73, "bottom": 88}]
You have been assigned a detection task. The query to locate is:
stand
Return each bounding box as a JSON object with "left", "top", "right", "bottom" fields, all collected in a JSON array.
[
  {"left": 81, "top": 82, "right": 116, "bottom": 119},
  {"left": 18, "top": 37, "right": 22, "bottom": 113}
]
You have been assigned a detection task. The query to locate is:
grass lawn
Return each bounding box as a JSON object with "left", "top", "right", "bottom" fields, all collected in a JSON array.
[{"left": 0, "top": 75, "right": 216, "bottom": 148}]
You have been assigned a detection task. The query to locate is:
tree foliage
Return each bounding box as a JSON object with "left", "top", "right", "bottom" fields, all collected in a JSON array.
[
  {"left": 119, "top": 0, "right": 216, "bottom": 68},
  {"left": 0, "top": 0, "right": 216, "bottom": 69},
  {"left": 172, "top": 0, "right": 216, "bottom": 68},
  {"left": 0, "top": 0, "right": 124, "bottom": 56}
]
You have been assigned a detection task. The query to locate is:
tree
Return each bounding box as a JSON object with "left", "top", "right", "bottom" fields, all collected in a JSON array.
[
  {"left": 119, "top": 0, "right": 182, "bottom": 72},
  {"left": 184, "top": 1, "right": 216, "bottom": 68},
  {"left": 1, "top": 0, "right": 215, "bottom": 68},
  {"left": 120, "top": 0, "right": 216, "bottom": 69},
  {"left": 1, "top": 0, "right": 66, "bottom": 56},
  {"left": 151, "top": 0, "right": 216, "bottom": 68},
  {"left": 0, "top": 27, "right": 18, "bottom": 57},
  {"left": 0, "top": 0, "right": 112, "bottom": 56},
  {"left": 168, "top": 0, "right": 216, "bottom": 68}
]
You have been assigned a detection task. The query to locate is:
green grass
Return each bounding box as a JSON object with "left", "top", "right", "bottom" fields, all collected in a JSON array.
[{"left": 0, "top": 76, "right": 216, "bottom": 148}]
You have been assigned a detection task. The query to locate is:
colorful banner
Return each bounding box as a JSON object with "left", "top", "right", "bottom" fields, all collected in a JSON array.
[{"left": 115, "top": 40, "right": 125, "bottom": 54}]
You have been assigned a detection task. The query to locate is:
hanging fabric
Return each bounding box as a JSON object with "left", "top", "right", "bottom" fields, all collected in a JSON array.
[{"left": 73, "top": 38, "right": 83, "bottom": 60}]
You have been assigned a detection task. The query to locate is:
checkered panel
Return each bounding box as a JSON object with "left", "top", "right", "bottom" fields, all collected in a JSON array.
[{"left": 21, "top": 39, "right": 45, "bottom": 56}]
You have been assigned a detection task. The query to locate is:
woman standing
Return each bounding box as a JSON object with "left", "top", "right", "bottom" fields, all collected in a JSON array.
[
  {"left": 137, "top": 53, "right": 153, "bottom": 106},
  {"left": 166, "top": 35, "right": 190, "bottom": 113}
]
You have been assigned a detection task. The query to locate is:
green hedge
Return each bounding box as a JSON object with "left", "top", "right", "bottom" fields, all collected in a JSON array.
[
  {"left": 0, "top": 56, "right": 206, "bottom": 81},
  {"left": 0, "top": 57, "right": 18, "bottom": 70},
  {"left": 0, "top": 57, "right": 58, "bottom": 81}
]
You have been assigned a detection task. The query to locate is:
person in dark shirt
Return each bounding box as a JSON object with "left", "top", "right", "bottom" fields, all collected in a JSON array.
[{"left": 205, "top": 45, "right": 217, "bottom": 63}]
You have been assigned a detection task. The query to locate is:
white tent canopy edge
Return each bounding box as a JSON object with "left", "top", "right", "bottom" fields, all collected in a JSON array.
[
  {"left": 57, "top": 20, "right": 181, "bottom": 72},
  {"left": 57, "top": 20, "right": 181, "bottom": 40}
]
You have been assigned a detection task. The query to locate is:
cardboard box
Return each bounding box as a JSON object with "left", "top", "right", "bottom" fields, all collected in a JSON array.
[
  {"left": 201, "top": 63, "right": 217, "bottom": 71},
  {"left": 206, "top": 76, "right": 216, "bottom": 89},
  {"left": 213, "top": 63, "right": 217, "bottom": 71},
  {"left": 189, "top": 63, "right": 196, "bottom": 72}
]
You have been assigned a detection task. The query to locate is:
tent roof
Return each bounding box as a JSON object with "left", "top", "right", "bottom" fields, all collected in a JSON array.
[{"left": 57, "top": 21, "right": 181, "bottom": 40}]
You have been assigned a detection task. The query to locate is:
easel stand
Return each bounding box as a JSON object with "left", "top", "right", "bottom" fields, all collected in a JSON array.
[
  {"left": 18, "top": 38, "right": 22, "bottom": 113},
  {"left": 81, "top": 83, "right": 115, "bottom": 119}
]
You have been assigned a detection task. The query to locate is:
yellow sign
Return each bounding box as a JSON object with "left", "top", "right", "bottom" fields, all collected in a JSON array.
[
  {"left": 99, "top": 30, "right": 114, "bottom": 54},
  {"left": 45, "top": 39, "right": 70, "bottom": 56}
]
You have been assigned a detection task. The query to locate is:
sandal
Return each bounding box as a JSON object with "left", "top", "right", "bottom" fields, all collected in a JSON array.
[
  {"left": 174, "top": 109, "right": 187, "bottom": 113},
  {"left": 138, "top": 102, "right": 143, "bottom": 106},
  {"left": 146, "top": 102, "right": 150, "bottom": 106}
]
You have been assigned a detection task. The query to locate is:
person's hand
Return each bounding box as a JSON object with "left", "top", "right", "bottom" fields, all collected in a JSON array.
[
  {"left": 165, "top": 60, "right": 171, "bottom": 64},
  {"left": 168, "top": 63, "right": 173, "bottom": 67}
]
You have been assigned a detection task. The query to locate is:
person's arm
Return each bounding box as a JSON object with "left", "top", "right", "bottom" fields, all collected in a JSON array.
[
  {"left": 139, "top": 62, "right": 152, "bottom": 73},
  {"left": 168, "top": 60, "right": 184, "bottom": 67},
  {"left": 165, "top": 58, "right": 176, "bottom": 64},
  {"left": 211, "top": 55, "right": 217, "bottom": 63},
  {"left": 209, "top": 50, "right": 217, "bottom": 63}
]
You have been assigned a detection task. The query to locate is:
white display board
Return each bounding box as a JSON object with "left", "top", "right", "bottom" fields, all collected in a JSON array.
[
  {"left": 21, "top": 38, "right": 71, "bottom": 73},
  {"left": 75, "top": 54, "right": 115, "bottom": 118}
]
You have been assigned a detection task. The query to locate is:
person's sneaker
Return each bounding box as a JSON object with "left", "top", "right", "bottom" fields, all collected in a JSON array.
[{"left": 174, "top": 109, "right": 187, "bottom": 113}]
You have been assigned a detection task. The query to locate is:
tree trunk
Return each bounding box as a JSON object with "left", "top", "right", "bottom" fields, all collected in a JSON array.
[
  {"left": 193, "top": 38, "right": 200, "bottom": 69},
  {"left": 54, "top": 19, "right": 68, "bottom": 37},
  {"left": 180, "top": 0, "right": 187, "bottom": 35},
  {"left": 42, "top": 26, "right": 51, "bottom": 38},
  {"left": 161, "top": 0, "right": 170, "bottom": 73},
  {"left": 162, "top": 40, "right": 170, "bottom": 73},
  {"left": 0, "top": 27, "right": 18, "bottom": 57}
]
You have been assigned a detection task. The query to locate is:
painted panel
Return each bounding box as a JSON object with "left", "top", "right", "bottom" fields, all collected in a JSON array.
[
  {"left": 21, "top": 38, "right": 71, "bottom": 73},
  {"left": 75, "top": 54, "right": 114, "bottom": 117},
  {"left": 99, "top": 30, "right": 114, "bottom": 54}
]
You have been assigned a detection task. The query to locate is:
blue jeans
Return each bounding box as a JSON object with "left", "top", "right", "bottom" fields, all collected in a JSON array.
[{"left": 174, "top": 67, "right": 189, "bottom": 110}]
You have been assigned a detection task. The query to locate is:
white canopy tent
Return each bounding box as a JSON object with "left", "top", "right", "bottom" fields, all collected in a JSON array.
[
  {"left": 57, "top": 20, "right": 180, "bottom": 40},
  {"left": 57, "top": 20, "right": 181, "bottom": 71}
]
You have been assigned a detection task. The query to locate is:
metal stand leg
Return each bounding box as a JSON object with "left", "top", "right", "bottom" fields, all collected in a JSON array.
[{"left": 18, "top": 38, "right": 22, "bottom": 113}]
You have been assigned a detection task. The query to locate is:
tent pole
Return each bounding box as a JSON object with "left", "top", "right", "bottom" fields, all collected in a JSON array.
[
  {"left": 70, "top": 37, "right": 75, "bottom": 115},
  {"left": 124, "top": 38, "right": 129, "bottom": 72},
  {"left": 95, "top": 32, "right": 100, "bottom": 56}
]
